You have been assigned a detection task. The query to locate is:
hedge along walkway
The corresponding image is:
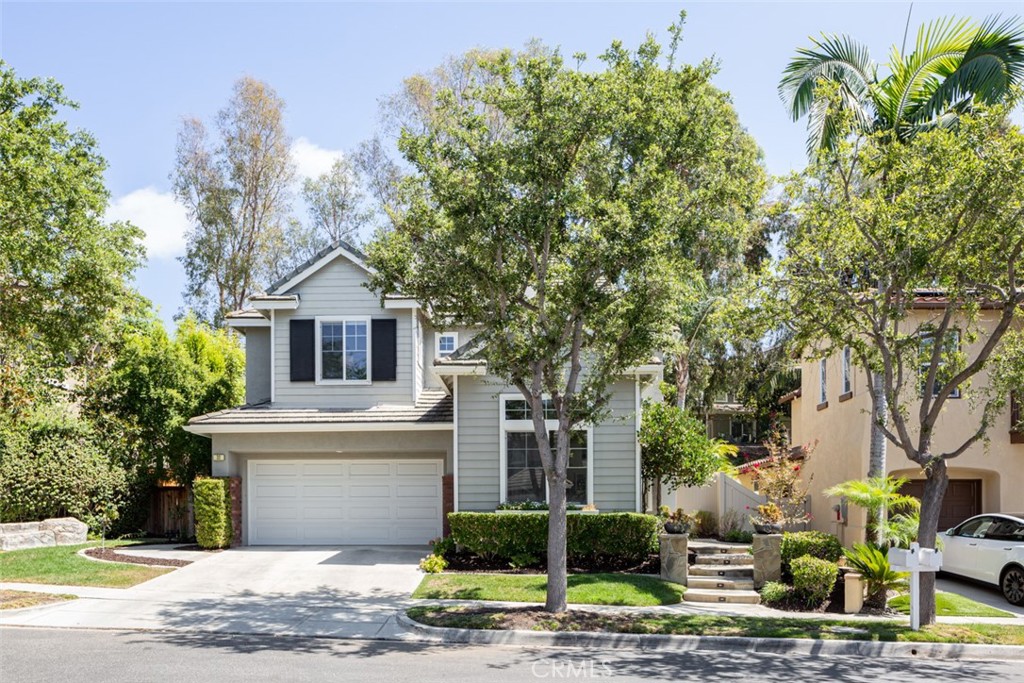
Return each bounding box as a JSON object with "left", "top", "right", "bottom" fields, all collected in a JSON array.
[{"left": 413, "top": 573, "right": 685, "bottom": 606}]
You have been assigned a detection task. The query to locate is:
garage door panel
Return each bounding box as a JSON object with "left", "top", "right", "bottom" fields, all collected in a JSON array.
[{"left": 249, "top": 459, "right": 442, "bottom": 545}]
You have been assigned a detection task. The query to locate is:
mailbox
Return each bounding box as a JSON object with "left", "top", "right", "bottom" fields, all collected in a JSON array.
[{"left": 888, "top": 543, "right": 942, "bottom": 572}]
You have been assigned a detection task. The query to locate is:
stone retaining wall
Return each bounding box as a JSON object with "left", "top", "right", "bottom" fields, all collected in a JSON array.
[{"left": 0, "top": 517, "right": 88, "bottom": 551}]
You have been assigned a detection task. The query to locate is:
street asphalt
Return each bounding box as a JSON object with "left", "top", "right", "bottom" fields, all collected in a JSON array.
[{"left": 3, "top": 626, "right": 1024, "bottom": 683}]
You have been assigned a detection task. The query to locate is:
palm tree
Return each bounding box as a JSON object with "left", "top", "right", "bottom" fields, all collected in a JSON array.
[
  {"left": 824, "top": 476, "right": 921, "bottom": 547},
  {"left": 780, "top": 14, "right": 1024, "bottom": 159}
]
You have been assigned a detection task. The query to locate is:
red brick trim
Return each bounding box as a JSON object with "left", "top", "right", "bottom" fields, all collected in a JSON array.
[
  {"left": 227, "top": 476, "right": 242, "bottom": 547},
  {"left": 442, "top": 474, "right": 454, "bottom": 537}
]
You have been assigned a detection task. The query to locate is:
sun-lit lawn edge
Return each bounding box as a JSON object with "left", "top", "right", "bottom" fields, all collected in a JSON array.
[
  {"left": 412, "top": 573, "right": 684, "bottom": 606},
  {"left": 0, "top": 540, "right": 171, "bottom": 588},
  {"left": 0, "top": 589, "right": 78, "bottom": 610},
  {"left": 406, "top": 605, "right": 1024, "bottom": 645},
  {"left": 889, "top": 592, "right": 1013, "bottom": 618}
]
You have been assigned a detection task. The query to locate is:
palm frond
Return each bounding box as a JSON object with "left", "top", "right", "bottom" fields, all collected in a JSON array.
[{"left": 779, "top": 34, "right": 876, "bottom": 156}]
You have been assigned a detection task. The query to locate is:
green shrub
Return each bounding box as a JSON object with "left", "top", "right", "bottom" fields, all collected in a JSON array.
[
  {"left": 781, "top": 531, "right": 843, "bottom": 569},
  {"left": 759, "top": 581, "right": 793, "bottom": 608},
  {"left": 447, "top": 512, "right": 659, "bottom": 566},
  {"left": 0, "top": 406, "right": 127, "bottom": 531},
  {"left": 419, "top": 554, "right": 447, "bottom": 573},
  {"left": 843, "top": 543, "right": 909, "bottom": 608},
  {"left": 692, "top": 510, "right": 717, "bottom": 538},
  {"left": 193, "top": 477, "right": 232, "bottom": 549},
  {"left": 430, "top": 535, "right": 457, "bottom": 559},
  {"left": 791, "top": 555, "right": 838, "bottom": 609},
  {"left": 723, "top": 529, "right": 754, "bottom": 544}
]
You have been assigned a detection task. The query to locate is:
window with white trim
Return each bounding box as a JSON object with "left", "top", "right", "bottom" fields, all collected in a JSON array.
[
  {"left": 316, "top": 317, "right": 369, "bottom": 383},
  {"left": 819, "top": 359, "right": 827, "bottom": 404},
  {"left": 437, "top": 332, "right": 458, "bottom": 358},
  {"left": 842, "top": 346, "right": 852, "bottom": 395},
  {"left": 920, "top": 329, "right": 961, "bottom": 398},
  {"left": 500, "top": 395, "right": 590, "bottom": 505}
]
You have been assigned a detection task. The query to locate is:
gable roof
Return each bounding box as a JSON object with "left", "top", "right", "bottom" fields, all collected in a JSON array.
[{"left": 268, "top": 239, "right": 373, "bottom": 295}]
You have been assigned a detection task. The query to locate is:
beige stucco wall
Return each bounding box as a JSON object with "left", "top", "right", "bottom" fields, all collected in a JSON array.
[{"left": 790, "top": 310, "right": 1023, "bottom": 545}]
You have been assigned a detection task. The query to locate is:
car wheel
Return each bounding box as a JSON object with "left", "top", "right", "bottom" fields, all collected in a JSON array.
[{"left": 1002, "top": 566, "right": 1024, "bottom": 606}]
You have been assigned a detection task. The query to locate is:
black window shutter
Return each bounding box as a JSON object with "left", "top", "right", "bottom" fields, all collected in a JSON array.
[
  {"left": 371, "top": 318, "right": 397, "bottom": 382},
  {"left": 289, "top": 319, "right": 315, "bottom": 382}
]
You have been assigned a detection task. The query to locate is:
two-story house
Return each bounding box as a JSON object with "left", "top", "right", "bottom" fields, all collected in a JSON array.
[
  {"left": 185, "top": 241, "right": 662, "bottom": 546},
  {"left": 782, "top": 305, "right": 1023, "bottom": 547}
]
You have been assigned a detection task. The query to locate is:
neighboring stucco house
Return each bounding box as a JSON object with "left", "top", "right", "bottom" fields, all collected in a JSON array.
[
  {"left": 783, "top": 307, "right": 1023, "bottom": 547},
  {"left": 185, "top": 241, "right": 662, "bottom": 546}
]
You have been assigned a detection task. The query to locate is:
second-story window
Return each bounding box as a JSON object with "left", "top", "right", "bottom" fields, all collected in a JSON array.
[
  {"left": 437, "top": 332, "right": 458, "bottom": 358},
  {"left": 819, "top": 359, "right": 827, "bottom": 405},
  {"left": 317, "top": 318, "right": 369, "bottom": 383},
  {"left": 919, "top": 329, "right": 961, "bottom": 399},
  {"left": 842, "top": 346, "right": 852, "bottom": 395}
]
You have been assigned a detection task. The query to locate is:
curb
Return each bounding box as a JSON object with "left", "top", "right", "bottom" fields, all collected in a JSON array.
[{"left": 395, "top": 612, "right": 1024, "bottom": 661}]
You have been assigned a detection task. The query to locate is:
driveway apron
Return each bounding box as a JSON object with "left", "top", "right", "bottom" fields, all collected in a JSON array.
[{"left": 1, "top": 546, "right": 428, "bottom": 639}]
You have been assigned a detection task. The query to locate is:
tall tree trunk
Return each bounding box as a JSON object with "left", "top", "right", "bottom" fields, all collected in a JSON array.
[
  {"left": 675, "top": 352, "right": 690, "bottom": 410},
  {"left": 546, "top": 460, "right": 569, "bottom": 613},
  {"left": 917, "top": 456, "right": 948, "bottom": 627},
  {"left": 868, "top": 374, "right": 888, "bottom": 544}
]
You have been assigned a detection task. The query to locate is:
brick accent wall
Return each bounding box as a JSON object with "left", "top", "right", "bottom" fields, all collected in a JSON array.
[
  {"left": 442, "top": 474, "right": 454, "bottom": 536},
  {"left": 227, "top": 476, "right": 243, "bottom": 547}
]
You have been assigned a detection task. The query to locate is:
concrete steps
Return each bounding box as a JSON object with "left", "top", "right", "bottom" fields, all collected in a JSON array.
[{"left": 683, "top": 540, "right": 760, "bottom": 605}]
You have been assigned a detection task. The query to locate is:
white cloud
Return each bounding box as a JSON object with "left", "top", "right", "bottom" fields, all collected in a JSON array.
[
  {"left": 107, "top": 187, "right": 190, "bottom": 260},
  {"left": 290, "top": 137, "right": 345, "bottom": 179}
]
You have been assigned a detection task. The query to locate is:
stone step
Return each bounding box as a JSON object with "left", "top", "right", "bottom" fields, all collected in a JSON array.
[
  {"left": 693, "top": 553, "right": 753, "bottom": 566},
  {"left": 683, "top": 588, "right": 761, "bottom": 605},
  {"left": 689, "top": 565, "right": 754, "bottom": 578},
  {"left": 689, "top": 542, "right": 752, "bottom": 555},
  {"left": 687, "top": 577, "right": 755, "bottom": 591}
]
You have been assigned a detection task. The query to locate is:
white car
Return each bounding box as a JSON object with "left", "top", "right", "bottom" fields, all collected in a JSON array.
[{"left": 941, "top": 513, "right": 1024, "bottom": 606}]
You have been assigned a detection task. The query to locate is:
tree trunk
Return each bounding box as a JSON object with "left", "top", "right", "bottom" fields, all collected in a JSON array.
[
  {"left": 917, "top": 457, "right": 948, "bottom": 627},
  {"left": 675, "top": 352, "right": 689, "bottom": 410},
  {"left": 545, "top": 464, "right": 569, "bottom": 613},
  {"left": 868, "top": 374, "right": 888, "bottom": 544}
]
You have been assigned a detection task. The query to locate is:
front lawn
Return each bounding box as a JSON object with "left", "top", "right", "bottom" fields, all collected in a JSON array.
[
  {"left": 0, "top": 541, "right": 171, "bottom": 588},
  {"left": 413, "top": 573, "right": 684, "bottom": 606},
  {"left": 888, "top": 592, "right": 1013, "bottom": 618},
  {"left": 407, "top": 605, "right": 1024, "bottom": 645},
  {"left": 0, "top": 589, "right": 78, "bottom": 610}
]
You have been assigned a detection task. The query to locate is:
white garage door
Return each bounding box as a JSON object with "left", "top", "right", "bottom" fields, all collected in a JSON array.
[{"left": 248, "top": 459, "right": 443, "bottom": 545}]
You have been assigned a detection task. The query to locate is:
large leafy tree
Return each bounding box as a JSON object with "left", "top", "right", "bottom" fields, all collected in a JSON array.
[
  {"left": 368, "top": 24, "right": 761, "bottom": 612},
  {"left": 0, "top": 63, "right": 144, "bottom": 410},
  {"left": 173, "top": 77, "right": 295, "bottom": 324},
  {"left": 781, "top": 109, "right": 1024, "bottom": 625}
]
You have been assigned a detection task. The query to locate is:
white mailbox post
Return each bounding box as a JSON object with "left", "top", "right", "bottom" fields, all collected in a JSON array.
[{"left": 888, "top": 542, "right": 942, "bottom": 630}]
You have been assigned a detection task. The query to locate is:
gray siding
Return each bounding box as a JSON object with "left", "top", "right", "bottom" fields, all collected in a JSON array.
[
  {"left": 456, "top": 375, "right": 639, "bottom": 512},
  {"left": 243, "top": 328, "right": 271, "bottom": 405},
  {"left": 273, "top": 256, "right": 414, "bottom": 408}
]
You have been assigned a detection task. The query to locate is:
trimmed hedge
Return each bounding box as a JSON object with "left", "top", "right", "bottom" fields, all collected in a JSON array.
[
  {"left": 791, "top": 555, "right": 839, "bottom": 609},
  {"left": 448, "top": 512, "right": 659, "bottom": 565},
  {"left": 781, "top": 530, "right": 843, "bottom": 569},
  {"left": 193, "top": 477, "right": 232, "bottom": 549}
]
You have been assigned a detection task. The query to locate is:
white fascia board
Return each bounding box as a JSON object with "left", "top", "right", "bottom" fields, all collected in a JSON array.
[
  {"left": 432, "top": 364, "right": 487, "bottom": 376},
  {"left": 271, "top": 245, "right": 375, "bottom": 294},
  {"left": 630, "top": 363, "right": 665, "bottom": 377},
  {"left": 183, "top": 422, "right": 453, "bottom": 436},
  {"left": 250, "top": 296, "right": 300, "bottom": 310},
  {"left": 383, "top": 298, "right": 420, "bottom": 310},
  {"left": 225, "top": 318, "right": 270, "bottom": 329}
]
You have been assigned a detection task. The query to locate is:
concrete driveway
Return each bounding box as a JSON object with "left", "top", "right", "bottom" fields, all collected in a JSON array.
[{"left": 1, "top": 545, "right": 429, "bottom": 639}]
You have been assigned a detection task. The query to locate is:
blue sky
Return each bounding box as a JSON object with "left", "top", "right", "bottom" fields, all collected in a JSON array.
[{"left": 3, "top": 1, "right": 1021, "bottom": 327}]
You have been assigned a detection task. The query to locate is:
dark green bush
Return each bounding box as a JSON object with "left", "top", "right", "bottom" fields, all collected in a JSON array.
[
  {"left": 193, "top": 477, "right": 232, "bottom": 549},
  {"left": 723, "top": 529, "right": 754, "bottom": 544},
  {"left": 430, "top": 535, "right": 457, "bottom": 559},
  {"left": 791, "top": 555, "right": 839, "bottom": 609},
  {"left": 781, "top": 530, "right": 843, "bottom": 569},
  {"left": 448, "top": 512, "right": 659, "bottom": 566}
]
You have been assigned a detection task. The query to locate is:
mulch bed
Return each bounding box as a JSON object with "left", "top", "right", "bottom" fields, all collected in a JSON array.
[
  {"left": 173, "top": 544, "right": 223, "bottom": 553},
  {"left": 84, "top": 548, "right": 192, "bottom": 568},
  {"left": 442, "top": 553, "right": 660, "bottom": 575}
]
